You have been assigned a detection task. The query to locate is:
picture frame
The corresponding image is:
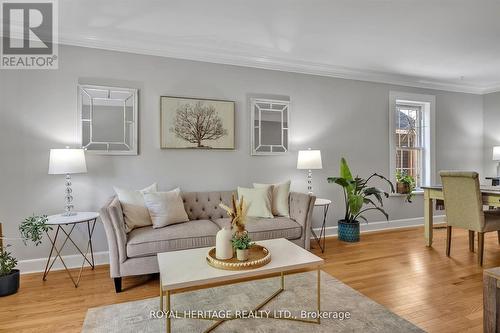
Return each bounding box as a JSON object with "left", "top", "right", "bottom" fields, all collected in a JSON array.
[{"left": 160, "top": 96, "right": 235, "bottom": 150}]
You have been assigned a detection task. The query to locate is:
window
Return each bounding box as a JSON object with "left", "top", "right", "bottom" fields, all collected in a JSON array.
[
  {"left": 395, "top": 104, "right": 424, "bottom": 187},
  {"left": 389, "top": 92, "right": 435, "bottom": 190}
]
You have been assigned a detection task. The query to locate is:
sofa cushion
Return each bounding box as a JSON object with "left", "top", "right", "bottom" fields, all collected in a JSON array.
[
  {"left": 114, "top": 183, "right": 158, "bottom": 232},
  {"left": 254, "top": 181, "right": 291, "bottom": 217},
  {"left": 126, "top": 220, "right": 220, "bottom": 258},
  {"left": 212, "top": 217, "right": 302, "bottom": 241},
  {"left": 143, "top": 189, "right": 189, "bottom": 228},
  {"left": 237, "top": 186, "right": 274, "bottom": 218}
]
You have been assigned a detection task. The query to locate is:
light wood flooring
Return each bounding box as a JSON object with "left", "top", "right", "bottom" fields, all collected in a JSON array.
[{"left": 1, "top": 226, "right": 499, "bottom": 332}]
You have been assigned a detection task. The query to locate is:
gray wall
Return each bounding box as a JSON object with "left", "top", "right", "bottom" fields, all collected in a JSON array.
[
  {"left": 484, "top": 92, "right": 500, "bottom": 176},
  {"left": 0, "top": 45, "right": 484, "bottom": 261}
]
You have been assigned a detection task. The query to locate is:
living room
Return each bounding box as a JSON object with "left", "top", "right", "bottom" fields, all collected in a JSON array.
[{"left": 1, "top": 1, "right": 500, "bottom": 332}]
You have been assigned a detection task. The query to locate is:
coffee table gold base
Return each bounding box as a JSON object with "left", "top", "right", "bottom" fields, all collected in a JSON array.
[{"left": 160, "top": 267, "right": 321, "bottom": 333}]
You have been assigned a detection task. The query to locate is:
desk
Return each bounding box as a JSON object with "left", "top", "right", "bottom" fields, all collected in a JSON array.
[{"left": 422, "top": 186, "right": 500, "bottom": 246}]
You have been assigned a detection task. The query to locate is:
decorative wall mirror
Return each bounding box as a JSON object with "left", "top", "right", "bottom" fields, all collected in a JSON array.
[
  {"left": 250, "top": 98, "right": 289, "bottom": 155},
  {"left": 78, "top": 85, "right": 138, "bottom": 155}
]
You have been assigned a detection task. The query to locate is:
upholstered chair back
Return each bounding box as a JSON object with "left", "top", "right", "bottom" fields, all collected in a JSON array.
[{"left": 440, "top": 171, "right": 485, "bottom": 232}]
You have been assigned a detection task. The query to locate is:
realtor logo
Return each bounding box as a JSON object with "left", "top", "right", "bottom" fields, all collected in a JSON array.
[{"left": 1, "top": 0, "right": 58, "bottom": 69}]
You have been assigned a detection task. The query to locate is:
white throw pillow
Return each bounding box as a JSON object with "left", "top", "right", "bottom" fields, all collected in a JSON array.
[
  {"left": 254, "top": 180, "right": 291, "bottom": 217},
  {"left": 114, "top": 183, "right": 157, "bottom": 233},
  {"left": 143, "top": 189, "right": 189, "bottom": 228},
  {"left": 237, "top": 186, "right": 274, "bottom": 218}
]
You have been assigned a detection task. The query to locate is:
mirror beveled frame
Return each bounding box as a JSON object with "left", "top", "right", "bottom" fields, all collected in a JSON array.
[
  {"left": 77, "top": 84, "right": 138, "bottom": 155},
  {"left": 250, "top": 97, "right": 290, "bottom": 155}
]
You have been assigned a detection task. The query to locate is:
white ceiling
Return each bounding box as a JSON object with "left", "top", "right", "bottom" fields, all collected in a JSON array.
[{"left": 58, "top": 0, "right": 500, "bottom": 94}]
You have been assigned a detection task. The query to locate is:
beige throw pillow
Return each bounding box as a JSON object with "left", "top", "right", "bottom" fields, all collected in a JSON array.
[
  {"left": 254, "top": 180, "right": 291, "bottom": 217},
  {"left": 143, "top": 189, "right": 189, "bottom": 228},
  {"left": 114, "top": 183, "right": 158, "bottom": 233},
  {"left": 237, "top": 186, "right": 274, "bottom": 218}
]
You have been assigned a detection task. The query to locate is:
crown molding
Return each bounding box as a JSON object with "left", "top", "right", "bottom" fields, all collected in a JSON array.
[
  {"left": 55, "top": 35, "right": 496, "bottom": 95},
  {"left": 479, "top": 85, "right": 500, "bottom": 95}
]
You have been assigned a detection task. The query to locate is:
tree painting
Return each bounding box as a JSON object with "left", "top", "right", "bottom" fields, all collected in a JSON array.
[{"left": 170, "top": 101, "right": 228, "bottom": 148}]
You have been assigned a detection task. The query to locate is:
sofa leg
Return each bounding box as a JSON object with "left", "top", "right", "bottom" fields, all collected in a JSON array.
[{"left": 114, "top": 277, "right": 122, "bottom": 293}]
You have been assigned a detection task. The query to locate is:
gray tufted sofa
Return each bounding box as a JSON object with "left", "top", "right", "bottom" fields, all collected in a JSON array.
[{"left": 100, "top": 190, "right": 316, "bottom": 292}]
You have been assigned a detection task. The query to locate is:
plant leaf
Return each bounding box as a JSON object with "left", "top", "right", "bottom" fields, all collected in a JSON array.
[
  {"left": 340, "top": 157, "right": 354, "bottom": 181},
  {"left": 364, "top": 187, "right": 384, "bottom": 206},
  {"left": 328, "top": 177, "right": 350, "bottom": 188},
  {"left": 348, "top": 194, "right": 364, "bottom": 216}
]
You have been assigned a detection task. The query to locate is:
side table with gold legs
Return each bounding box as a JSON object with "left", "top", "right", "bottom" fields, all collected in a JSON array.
[{"left": 43, "top": 212, "right": 99, "bottom": 288}]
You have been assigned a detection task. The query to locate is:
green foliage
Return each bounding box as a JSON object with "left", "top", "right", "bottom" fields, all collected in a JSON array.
[
  {"left": 19, "top": 215, "right": 51, "bottom": 246},
  {"left": 396, "top": 170, "right": 416, "bottom": 203},
  {"left": 0, "top": 215, "right": 50, "bottom": 276},
  {"left": 327, "top": 157, "right": 395, "bottom": 223},
  {"left": 231, "top": 232, "right": 254, "bottom": 250},
  {"left": 0, "top": 246, "right": 17, "bottom": 276}
]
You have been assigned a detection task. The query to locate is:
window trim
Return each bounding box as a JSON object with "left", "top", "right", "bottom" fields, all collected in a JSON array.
[{"left": 389, "top": 91, "right": 436, "bottom": 189}]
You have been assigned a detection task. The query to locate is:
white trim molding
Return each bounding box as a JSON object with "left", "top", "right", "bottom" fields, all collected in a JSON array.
[
  {"left": 56, "top": 36, "right": 491, "bottom": 95},
  {"left": 311, "top": 215, "right": 446, "bottom": 238},
  {"left": 17, "top": 251, "right": 110, "bottom": 275}
]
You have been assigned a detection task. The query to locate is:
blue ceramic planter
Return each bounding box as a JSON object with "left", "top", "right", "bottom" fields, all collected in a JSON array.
[{"left": 338, "top": 220, "right": 360, "bottom": 242}]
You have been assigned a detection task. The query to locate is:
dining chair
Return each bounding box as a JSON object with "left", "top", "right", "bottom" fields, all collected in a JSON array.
[{"left": 440, "top": 171, "right": 500, "bottom": 266}]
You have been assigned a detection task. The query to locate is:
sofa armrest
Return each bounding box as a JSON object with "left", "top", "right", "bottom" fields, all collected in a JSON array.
[
  {"left": 289, "top": 192, "right": 316, "bottom": 250},
  {"left": 100, "top": 196, "right": 128, "bottom": 278}
]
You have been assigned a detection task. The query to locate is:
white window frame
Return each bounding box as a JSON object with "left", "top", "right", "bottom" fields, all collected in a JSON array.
[{"left": 389, "top": 91, "right": 436, "bottom": 189}]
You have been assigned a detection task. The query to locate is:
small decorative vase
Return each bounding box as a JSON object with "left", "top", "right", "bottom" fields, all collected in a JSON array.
[
  {"left": 338, "top": 220, "right": 360, "bottom": 242},
  {"left": 215, "top": 227, "right": 233, "bottom": 260},
  {"left": 236, "top": 249, "right": 249, "bottom": 261}
]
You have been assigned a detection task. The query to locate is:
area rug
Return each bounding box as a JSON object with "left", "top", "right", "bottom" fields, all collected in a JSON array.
[{"left": 82, "top": 271, "right": 423, "bottom": 332}]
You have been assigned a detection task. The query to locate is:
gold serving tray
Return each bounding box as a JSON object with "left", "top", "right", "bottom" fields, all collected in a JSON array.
[{"left": 206, "top": 245, "right": 271, "bottom": 270}]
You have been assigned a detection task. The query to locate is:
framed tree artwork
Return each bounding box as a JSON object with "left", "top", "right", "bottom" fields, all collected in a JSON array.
[{"left": 160, "top": 96, "right": 235, "bottom": 149}]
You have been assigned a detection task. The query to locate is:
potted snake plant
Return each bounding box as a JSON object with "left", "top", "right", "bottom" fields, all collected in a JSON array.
[{"left": 327, "top": 158, "right": 394, "bottom": 242}]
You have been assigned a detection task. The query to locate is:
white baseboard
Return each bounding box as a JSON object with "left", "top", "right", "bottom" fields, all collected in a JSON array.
[
  {"left": 18, "top": 216, "right": 444, "bottom": 274},
  {"left": 18, "top": 251, "right": 110, "bottom": 275},
  {"left": 311, "top": 215, "right": 446, "bottom": 238}
]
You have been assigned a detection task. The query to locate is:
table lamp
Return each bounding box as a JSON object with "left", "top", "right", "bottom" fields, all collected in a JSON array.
[
  {"left": 493, "top": 146, "right": 500, "bottom": 177},
  {"left": 297, "top": 149, "right": 322, "bottom": 194},
  {"left": 48, "top": 147, "right": 87, "bottom": 216}
]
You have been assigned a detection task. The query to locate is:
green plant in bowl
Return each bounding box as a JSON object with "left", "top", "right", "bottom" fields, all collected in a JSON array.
[
  {"left": 396, "top": 170, "right": 416, "bottom": 203},
  {"left": 231, "top": 232, "right": 254, "bottom": 261}
]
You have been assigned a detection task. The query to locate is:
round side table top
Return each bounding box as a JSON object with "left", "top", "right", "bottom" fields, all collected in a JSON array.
[
  {"left": 314, "top": 198, "right": 332, "bottom": 206},
  {"left": 46, "top": 212, "right": 99, "bottom": 225}
]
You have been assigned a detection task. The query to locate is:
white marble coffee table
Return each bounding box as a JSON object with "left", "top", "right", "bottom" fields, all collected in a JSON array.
[{"left": 157, "top": 238, "right": 324, "bottom": 333}]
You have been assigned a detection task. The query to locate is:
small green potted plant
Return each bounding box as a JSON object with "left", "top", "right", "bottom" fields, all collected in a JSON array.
[
  {"left": 396, "top": 171, "right": 416, "bottom": 203},
  {"left": 0, "top": 215, "right": 51, "bottom": 297},
  {"left": 327, "top": 158, "right": 394, "bottom": 242},
  {"left": 231, "top": 232, "right": 254, "bottom": 261},
  {"left": 0, "top": 246, "right": 18, "bottom": 297}
]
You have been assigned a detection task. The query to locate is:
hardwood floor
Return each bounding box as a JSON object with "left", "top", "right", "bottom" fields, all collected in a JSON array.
[{"left": 1, "top": 226, "right": 499, "bottom": 332}]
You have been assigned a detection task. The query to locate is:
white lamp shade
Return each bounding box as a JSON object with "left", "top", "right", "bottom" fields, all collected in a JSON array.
[
  {"left": 493, "top": 146, "right": 500, "bottom": 161},
  {"left": 48, "top": 148, "right": 87, "bottom": 175},
  {"left": 297, "top": 150, "right": 322, "bottom": 169}
]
